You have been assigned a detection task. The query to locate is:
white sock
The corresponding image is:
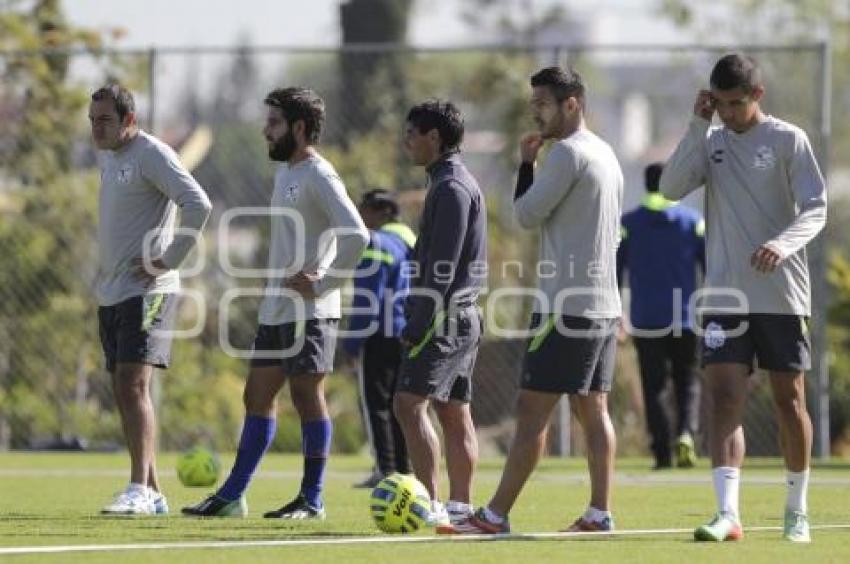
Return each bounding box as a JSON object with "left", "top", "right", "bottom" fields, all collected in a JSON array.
[
  {"left": 446, "top": 500, "right": 472, "bottom": 515},
  {"left": 712, "top": 466, "right": 740, "bottom": 519},
  {"left": 583, "top": 506, "right": 611, "bottom": 523},
  {"left": 148, "top": 487, "right": 162, "bottom": 499},
  {"left": 482, "top": 505, "right": 505, "bottom": 524},
  {"left": 785, "top": 469, "right": 810, "bottom": 513},
  {"left": 430, "top": 499, "right": 445, "bottom": 514}
]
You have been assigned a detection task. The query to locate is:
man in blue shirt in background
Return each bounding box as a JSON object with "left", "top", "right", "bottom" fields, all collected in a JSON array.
[
  {"left": 617, "top": 162, "right": 705, "bottom": 470},
  {"left": 343, "top": 189, "right": 416, "bottom": 488}
]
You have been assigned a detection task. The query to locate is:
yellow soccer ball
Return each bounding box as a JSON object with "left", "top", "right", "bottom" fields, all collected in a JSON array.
[
  {"left": 370, "top": 473, "right": 431, "bottom": 533},
  {"left": 176, "top": 447, "right": 221, "bottom": 487}
]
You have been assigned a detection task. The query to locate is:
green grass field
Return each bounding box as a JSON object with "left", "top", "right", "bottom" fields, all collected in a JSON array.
[{"left": 1, "top": 453, "right": 849, "bottom": 562}]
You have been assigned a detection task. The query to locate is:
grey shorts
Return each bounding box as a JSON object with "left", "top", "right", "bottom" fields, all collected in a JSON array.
[
  {"left": 700, "top": 314, "right": 811, "bottom": 372},
  {"left": 250, "top": 319, "right": 338, "bottom": 374},
  {"left": 520, "top": 314, "right": 618, "bottom": 395},
  {"left": 98, "top": 294, "right": 178, "bottom": 373},
  {"left": 397, "top": 307, "right": 482, "bottom": 403}
]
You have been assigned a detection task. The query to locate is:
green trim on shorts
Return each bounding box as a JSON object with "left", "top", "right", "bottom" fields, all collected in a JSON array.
[
  {"left": 141, "top": 294, "right": 165, "bottom": 332},
  {"left": 408, "top": 310, "right": 448, "bottom": 359},
  {"left": 528, "top": 313, "right": 557, "bottom": 352}
]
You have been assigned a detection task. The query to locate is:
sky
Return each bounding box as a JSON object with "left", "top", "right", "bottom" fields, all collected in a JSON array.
[{"left": 63, "top": 0, "right": 688, "bottom": 49}]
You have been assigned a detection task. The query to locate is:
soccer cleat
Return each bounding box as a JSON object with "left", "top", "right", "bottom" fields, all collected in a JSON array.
[
  {"left": 561, "top": 515, "right": 615, "bottom": 532},
  {"left": 783, "top": 510, "right": 811, "bottom": 543},
  {"left": 181, "top": 494, "right": 248, "bottom": 517},
  {"left": 448, "top": 507, "right": 511, "bottom": 535},
  {"left": 434, "top": 503, "right": 475, "bottom": 534},
  {"left": 101, "top": 487, "right": 154, "bottom": 515},
  {"left": 676, "top": 434, "right": 698, "bottom": 468},
  {"left": 694, "top": 512, "right": 743, "bottom": 541},
  {"left": 263, "top": 494, "right": 325, "bottom": 519},
  {"left": 352, "top": 470, "right": 385, "bottom": 489},
  {"left": 151, "top": 492, "right": 169, "bottom": 515}
]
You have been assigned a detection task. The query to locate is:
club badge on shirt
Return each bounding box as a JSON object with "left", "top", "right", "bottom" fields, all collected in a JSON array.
[
  {"left": 753, "top": 145, "right": 776, "bottom": 170},
  {"left": 284, "top": 184, "right": 300, "bottom": 203},
  {"left": 117, "top": 164, "right": 134, "bottom": 184}
]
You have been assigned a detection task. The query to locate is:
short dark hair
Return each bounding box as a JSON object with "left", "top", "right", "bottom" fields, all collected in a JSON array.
[
  {"left": 91, "top": 84, "right": 136, "bottom": 121},
  {"left": 644, "top": 163, "right": 664, "bottom": 193},
  {"left": 360, "top": 189, "right": 399, "bottom": 217},
  {"left": 530, "top": 66, "right": 586, "bottom": 108},
  {"left": 406, "top": 99, "right": 464, "bottom": 152},
  {"left": 264, "top": 87, "right": 325, "bottom": 144},
  {"left": 710, "top": 53, "right": 762, "bottom": 93}
]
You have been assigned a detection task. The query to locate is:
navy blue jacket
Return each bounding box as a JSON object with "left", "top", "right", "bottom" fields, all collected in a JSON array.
[
  {"left": 403, "top": 152, "right": 487, "bottom": 342},
  {"left": 617, "top": 193, "right": 705, "bottom": 330},
  {"left": 342, "top": 222, "right": 416, "bottom": 355}
]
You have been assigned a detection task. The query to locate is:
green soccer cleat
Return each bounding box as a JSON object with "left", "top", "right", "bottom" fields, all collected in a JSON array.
[
  {"left": 676, "top": 433, "right": 697, "bottom": 468},
  {"left": 694, "top": 512, "right": 743, "bottom": 542},
  {"left": 783, "top": 510, "right": 811, "bottom": 543}
]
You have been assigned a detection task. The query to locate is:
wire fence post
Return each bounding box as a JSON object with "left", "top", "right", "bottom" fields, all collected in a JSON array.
[{"left": 811, "top": 38, "right": 832, "bottom": 459}]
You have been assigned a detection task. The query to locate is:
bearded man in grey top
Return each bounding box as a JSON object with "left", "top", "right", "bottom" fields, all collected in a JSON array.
[
  {"left": 661, "top": 53, "right": 825, "bottom": 544},
  {"left": 91, "top": 84, "right": 212, "bottom": 515},
  {"left": 183, "top": 87, "right": 368, "bottom": 520},
  {"left": 453, "top": 67, "right": 623, "bottom": 535}
]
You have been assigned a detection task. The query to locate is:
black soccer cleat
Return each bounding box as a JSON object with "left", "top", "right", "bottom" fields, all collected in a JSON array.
[
  {"left": 263, "top": 493, "right": 326, "bottom": 520},
  {"left": 181, "top": 494, "right": 247, "bottom": 517}
]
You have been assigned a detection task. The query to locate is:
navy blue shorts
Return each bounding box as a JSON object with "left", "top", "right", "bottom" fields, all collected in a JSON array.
[
  {"left": 397, "top": 307, "right": 482, "bottom": 403},
  {"left": 700, "top": 314, "right": 810, "bottom": 372},
  {"left": 520, "top": 314, "right": 618, "bottom": 395},
  {"left": 98, "top": 294, "right": 178, "bottom": 373},
  {"left": 250, "top": 319, "right": 339, "bottom": 375}
]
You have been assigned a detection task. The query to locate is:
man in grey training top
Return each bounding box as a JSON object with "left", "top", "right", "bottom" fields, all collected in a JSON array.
[
  {"left": 91, "top": 84, "right": 212, "bottom": 515},
  {"left": 183, "top": 87, "right": 368, "bottom": 519},
  {"left": 661, "top": 53, "right": 826, "bottom": 544},
  {"left": 453, "top": 66, "right": 623, "bottom": 535}
]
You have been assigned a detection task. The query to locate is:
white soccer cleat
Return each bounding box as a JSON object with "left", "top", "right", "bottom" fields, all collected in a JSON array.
[
  {"left": 101, "top": 486, "right": 154, "bottom": 515},
  {"left": 425, "top": 500, "right": 450, "bottom": 528}
]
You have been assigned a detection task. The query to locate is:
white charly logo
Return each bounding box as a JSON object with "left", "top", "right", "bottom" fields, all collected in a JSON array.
[
  {"left": 704, "top": 322, "right": 727, "bottom": 349},
  {"left": 753, "top": 145, "right": 776, "bottom": 170},
  {"left": 117, "top": 164, "right": 134, "bottom": 184}
]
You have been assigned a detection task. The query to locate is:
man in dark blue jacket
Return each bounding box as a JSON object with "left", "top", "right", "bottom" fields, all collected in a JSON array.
[
  {"left": 395, "top": 100, "right": 487, "bottom": 530},
  {"left": 617, "top": 162, "right": 705, "bottom": 469},
  {"left": 343, "top": 189, "right": 416, "bottom": 488}
]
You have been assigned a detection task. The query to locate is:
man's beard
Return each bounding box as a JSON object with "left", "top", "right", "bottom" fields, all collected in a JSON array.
[{"left": 268, "top": 130, "right": 297, "bottom": 162}]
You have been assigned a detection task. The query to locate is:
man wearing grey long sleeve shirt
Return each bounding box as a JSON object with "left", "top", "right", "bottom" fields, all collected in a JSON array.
[
  {"left": 660, "top": 54, "right": 826, "bottom": 544},
  {"left": 184, "top": 87, "right": 368, "bottom": 519},
  {"left": 91, "top": 85, "right": 212, "bottom": 515},
  {"left": 454, "top": 67, "right": 623, "bottom": 536}
]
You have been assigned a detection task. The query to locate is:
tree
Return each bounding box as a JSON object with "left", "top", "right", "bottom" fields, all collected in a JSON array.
[
  {"left": 657, "top": 0, "right": 849, "bottom": 165},
  {"left": 0, "top": 0, "right": 109, "bottom": 447},
  {"left": 338, "top": 0, "right": 413, "bottom": 139}
]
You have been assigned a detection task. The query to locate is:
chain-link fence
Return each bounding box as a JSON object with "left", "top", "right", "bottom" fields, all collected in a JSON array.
[{"left": 0, "top": 42, "right": 830, "bottom": 459}]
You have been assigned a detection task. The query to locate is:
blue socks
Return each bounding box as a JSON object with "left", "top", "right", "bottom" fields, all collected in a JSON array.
[
  {"left": 217, "top": 415, "right": 276, "bottom": 501},
  {"left": 216, "top": 415, "right": 331, "bottom": 508},
  {"left": 300, "top": 418, "right": 332, "bottom": 508}
]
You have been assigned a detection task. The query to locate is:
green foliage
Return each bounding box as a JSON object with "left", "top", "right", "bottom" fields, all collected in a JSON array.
[
  {"left": 0, "top": 1, "right": 139, "bottom": 448},
  {"left": 827, "top": 250, "right": 850, "bottom": 450}
]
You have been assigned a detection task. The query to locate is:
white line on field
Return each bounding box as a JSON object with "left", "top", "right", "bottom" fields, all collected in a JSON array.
[{"left": 1, "top": 525, "right": 849, "bottom": 555}]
